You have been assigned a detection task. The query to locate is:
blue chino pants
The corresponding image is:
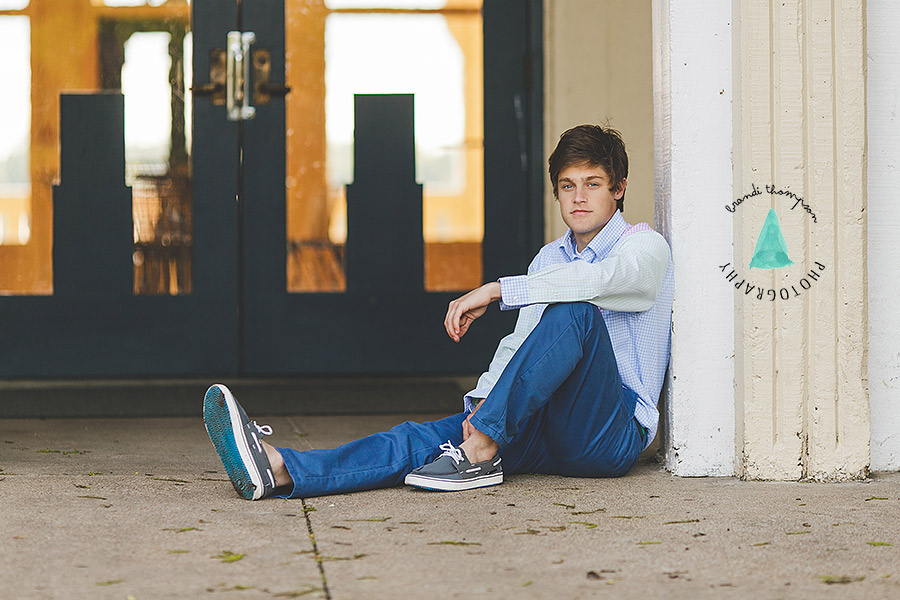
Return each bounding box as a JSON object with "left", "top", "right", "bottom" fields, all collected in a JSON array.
[{"left": 277, "top": 302, "right": 646, "bottom": 498}]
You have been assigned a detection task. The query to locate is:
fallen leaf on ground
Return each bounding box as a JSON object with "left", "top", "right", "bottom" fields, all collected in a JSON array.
[
  {"left": 428, "top": 541, "right": 481, "bottom": 546},
  {"left": 818, "top": 575, "right": 865, "bottom": 584},
  {"left": 164, "top": 527, "right": 199, "bottom": 533},
  {"left": 212, "top": 550, "right": 245, "bottom": 563},
  {"left": 149, "top": 477, "right": 189, "bottom": 483},
  {"left": 271, "top": 586, "right": 323, "bottom": 597},
  {"left": 571, "top": 508, "right": 605, "bottom": 515},
  {"left": 664, "top": 519, "right": 700, "bottom": 525}
]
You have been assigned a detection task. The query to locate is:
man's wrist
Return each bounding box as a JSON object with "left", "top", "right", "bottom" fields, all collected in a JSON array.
[
  {"left": 497, "top": 275, "right": 529, "bottom": 309},
  {"left": 486, "top": 281, "right": 502, "bottom": 302}
]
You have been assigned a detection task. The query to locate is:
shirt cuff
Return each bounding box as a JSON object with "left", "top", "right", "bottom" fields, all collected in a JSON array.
[
  {"left": 463, "top": 392, "right": 489, "bottom": 412},
  {"left": 498, "top": 275, "right": 529, "bottom": 310}
]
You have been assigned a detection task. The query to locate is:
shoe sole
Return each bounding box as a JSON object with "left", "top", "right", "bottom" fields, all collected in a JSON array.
[
  {"left": 404, "top": 471, "right": 503, "bottom": 492},
  {"left": 203, "top": 384, "right": 264, "bottom": 500}
]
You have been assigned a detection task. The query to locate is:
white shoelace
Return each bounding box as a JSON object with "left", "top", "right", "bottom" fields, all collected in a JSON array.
[
  {"left": 438, "top": 441, "right": 466, "bottom": 465},
  {"left": 253, "top": 422, "right": 273, "bottom": 436},
  {"left": 249, "top": 421, "right": 273, "bottom": 454}
]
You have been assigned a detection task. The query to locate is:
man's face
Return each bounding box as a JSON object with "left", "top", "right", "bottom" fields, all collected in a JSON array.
[{"left": 557, "top": 164, "right": 624, "bottom": 252}]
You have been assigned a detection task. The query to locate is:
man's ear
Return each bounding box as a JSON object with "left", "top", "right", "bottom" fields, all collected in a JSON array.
[{"left": 614, "top": 178, "right": 627, "bottom": 200}]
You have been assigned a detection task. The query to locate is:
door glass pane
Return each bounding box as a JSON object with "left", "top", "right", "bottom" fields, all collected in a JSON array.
[
  {"left": 286, "top": 0, "right": 483, "bottom": 293},
  {"left": 0, "top": 7, "right": 47, "bottom": 295},
  {"left": 98, "top": 4, "right": 192, "bottom": 295},
  {"left": 0, "top": 0, "right": 191, "bottom": 296},
  {"left": 0, "top": 16, "right": 31, "bottom": 249},
  {"left": 118, "top": 30, "right": 193, "bottom": 295}
]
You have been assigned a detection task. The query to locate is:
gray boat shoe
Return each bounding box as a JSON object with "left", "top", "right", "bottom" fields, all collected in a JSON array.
[{"left": 405, "top": 441, "right": 503, "bottom": 491}]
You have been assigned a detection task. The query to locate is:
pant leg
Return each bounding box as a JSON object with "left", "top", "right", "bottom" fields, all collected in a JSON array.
[
  {"left": 468, "top": 302, "right": 645, "bottom": 478},
  {"left": 276, "top": 412, "right": 466, "bottom": 498}
]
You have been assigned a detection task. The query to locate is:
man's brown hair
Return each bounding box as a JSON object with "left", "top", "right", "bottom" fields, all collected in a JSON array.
[{"left": 548, "top": 125, "right": 629, "bottom": 212}]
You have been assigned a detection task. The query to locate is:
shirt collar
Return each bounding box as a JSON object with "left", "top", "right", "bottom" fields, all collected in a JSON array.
[{"left": 558, "top": 210, "right": 629, "bottom": 262}]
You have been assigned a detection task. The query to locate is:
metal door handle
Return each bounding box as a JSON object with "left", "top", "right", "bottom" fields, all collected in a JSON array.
[
  {"left": 192, "top": 82, "right": 225, "bottom": 96},
  {"left": 251, "top": 49, "right": 290, "bottom": 105},
  {"left": 226, "top": 31, "right": 256, "bottom": 121}
]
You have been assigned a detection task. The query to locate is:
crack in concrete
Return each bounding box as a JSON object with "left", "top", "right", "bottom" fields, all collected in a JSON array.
[{"left": 302, "top": 497, "right": 331, "bottom": 599}]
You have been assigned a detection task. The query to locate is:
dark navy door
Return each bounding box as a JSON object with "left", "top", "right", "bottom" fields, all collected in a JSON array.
[
  {"left": 0, "top": 0, "right": 542, "bottom": 378},
  {"left": 237, "top": 0, "right": 543, "bottom": 374}
]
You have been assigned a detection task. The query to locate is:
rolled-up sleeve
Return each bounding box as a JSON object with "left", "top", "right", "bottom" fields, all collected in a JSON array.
[{"left": 508, "top": 232, "right": 669, "bottom": 313}]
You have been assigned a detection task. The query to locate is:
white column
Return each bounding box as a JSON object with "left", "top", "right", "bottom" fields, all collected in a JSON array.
[
  {"left": 734, "top": 0, "right": 868, "bottom": 480},
  {"left": 867, "top": 0, "right": 900, "bottom": 472},
  {"left": 653, "top": 0, "right": 736, "bottom": 476}
]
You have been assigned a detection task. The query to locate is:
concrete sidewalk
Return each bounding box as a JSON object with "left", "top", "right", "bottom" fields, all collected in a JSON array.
[{"left": 1, "top": 414, "right": 898, "bottom": 599}]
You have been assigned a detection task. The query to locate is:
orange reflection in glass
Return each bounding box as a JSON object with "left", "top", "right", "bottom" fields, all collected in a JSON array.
[{"left": 286, "top": 0, "right": 483, "bottom": 293}]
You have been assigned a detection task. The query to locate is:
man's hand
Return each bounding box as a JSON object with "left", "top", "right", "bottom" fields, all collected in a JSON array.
[
  {"left": 444, "top": 282, "right": 502, "bottom": 342},
  {"left": 462, "top": 399, "right": 486, "bottom": 441}
]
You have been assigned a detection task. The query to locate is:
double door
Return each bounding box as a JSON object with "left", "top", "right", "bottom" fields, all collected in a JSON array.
[{"left": 0, "top": 0, "right": 543, "bottom": 378}]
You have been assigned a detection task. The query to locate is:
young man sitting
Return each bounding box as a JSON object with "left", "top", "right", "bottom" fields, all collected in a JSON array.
[{"left": 203, "top": 124, "right": 674, "bottom": 500}]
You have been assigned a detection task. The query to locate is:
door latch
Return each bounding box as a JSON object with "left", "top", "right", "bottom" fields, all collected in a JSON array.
[
  {"left": 226, "top": 31, "right": 256, "bottom": 121},
  {"left": 192, "top": 32, "right": 290, "bottom": 120}
]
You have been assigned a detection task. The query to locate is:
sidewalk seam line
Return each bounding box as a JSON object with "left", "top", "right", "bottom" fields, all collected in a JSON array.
[{"left": 302, "top": 497, "right": 331, "bottom": 599}]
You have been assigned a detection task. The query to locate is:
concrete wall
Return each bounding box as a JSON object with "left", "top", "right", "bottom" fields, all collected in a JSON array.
[
  {"left": 543, "top": 0, "right": 654, "bottom": 240},
  {"left": 867, "top": 0, "right": 900, "bottom": 471}
]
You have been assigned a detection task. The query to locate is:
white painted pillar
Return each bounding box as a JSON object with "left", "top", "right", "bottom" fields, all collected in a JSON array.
[
  {"left": 732, "top": 0, "right": 869, "bottom": 481},
  {"left": 656, "top": 0, "right": 872, "bottom": 479},
  {"left": 652, "top": 0, "right": 736, "bottom": 476},
  {"left": 867, "top": 0, "right": 900, "bottom": 472}
]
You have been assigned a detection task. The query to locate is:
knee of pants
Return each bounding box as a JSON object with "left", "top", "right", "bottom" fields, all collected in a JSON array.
[{"left": 541, "top": 302, "right": 599, "bottom": 327}]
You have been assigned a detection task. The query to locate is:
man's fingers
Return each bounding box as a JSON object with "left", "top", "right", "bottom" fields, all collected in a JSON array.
[
  {"left": 446, "top": 298, "right": 471, "bottom": 341},
  {"left": 444, "top": 300, "right": 461, "bottom": 341},
  {"left": 457, "top": 316, "right": 472, "bottom": 338}
]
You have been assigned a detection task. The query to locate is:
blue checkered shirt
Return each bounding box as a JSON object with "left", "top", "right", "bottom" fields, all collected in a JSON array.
[{"left": 465, "top": 211, "right": 674, "bottom": 448}]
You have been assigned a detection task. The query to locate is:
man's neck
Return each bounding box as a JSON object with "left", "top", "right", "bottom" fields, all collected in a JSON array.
[{"left": 574, "top": 229, "right": 601, "bottom": 253}]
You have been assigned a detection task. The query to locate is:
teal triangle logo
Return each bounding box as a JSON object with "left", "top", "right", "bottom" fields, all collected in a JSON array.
[{"left": 749, "top": 209, "right": 794, "bottom": 270}]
